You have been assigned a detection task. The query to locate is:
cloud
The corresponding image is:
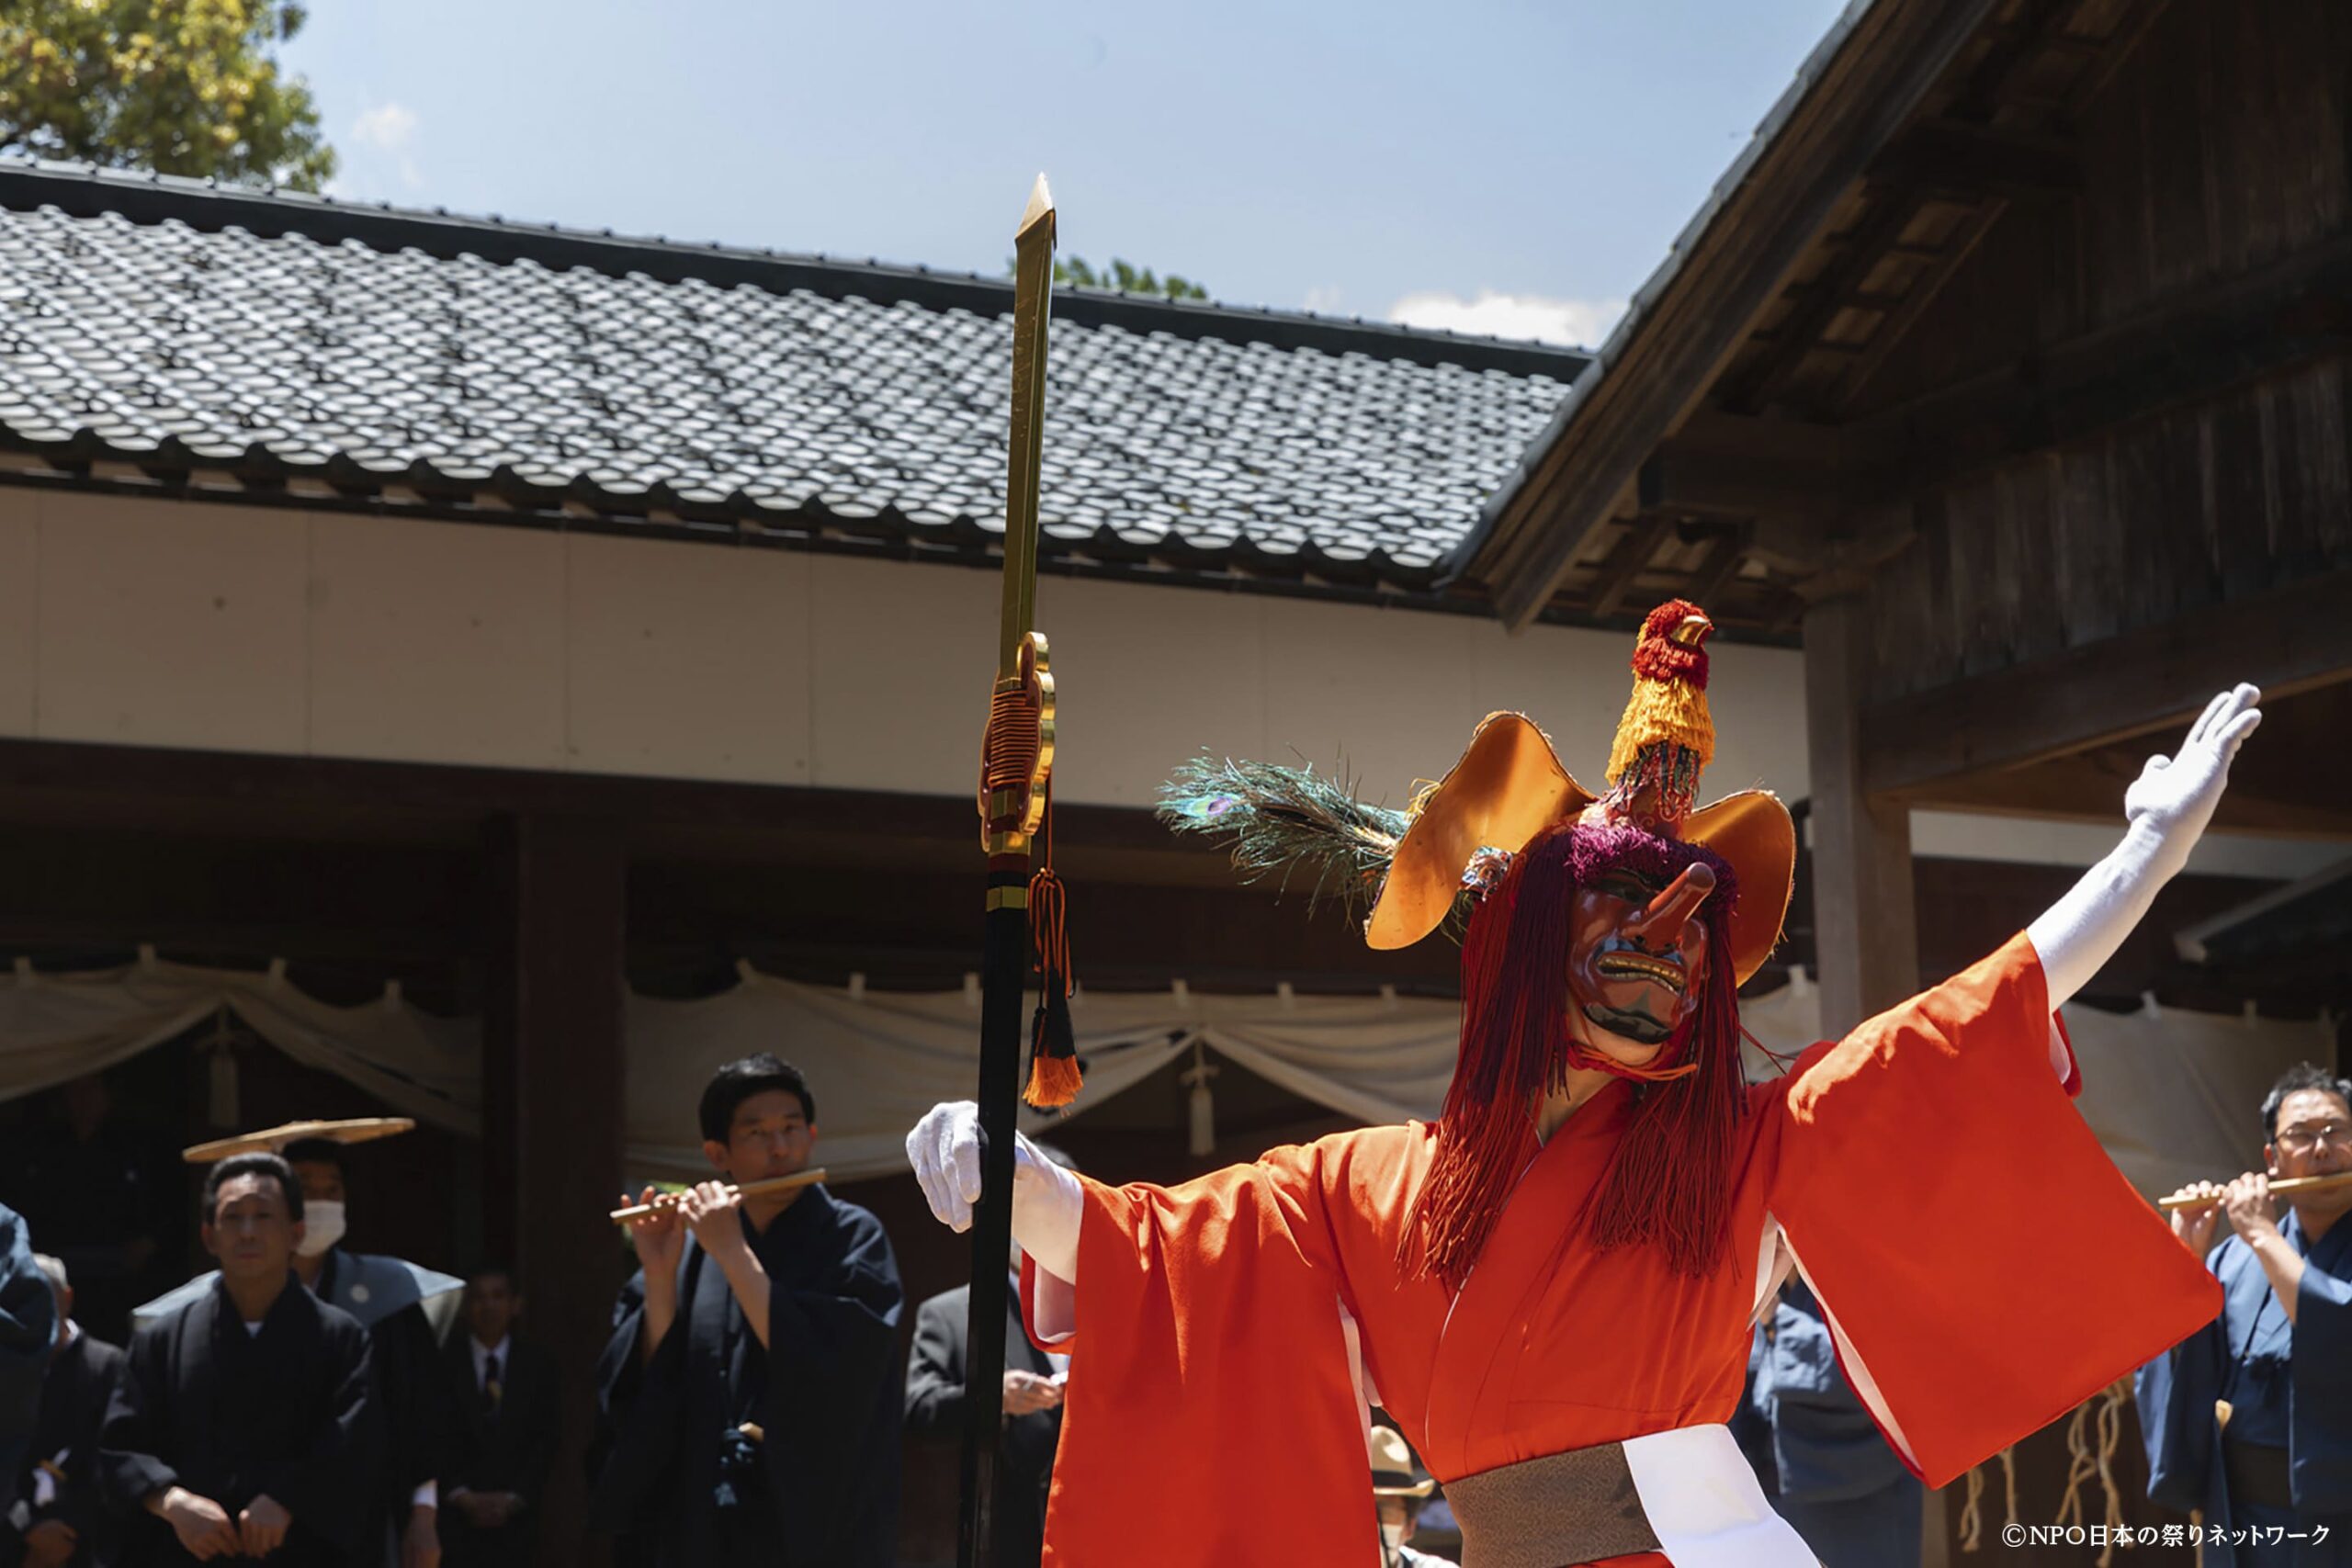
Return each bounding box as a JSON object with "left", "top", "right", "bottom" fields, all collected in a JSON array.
[
  {"left": 351, "top": 102, "right": 419, "bottom": 152},
  {"left": 348, "top": 102, "right": 424, "bottom": 191},
  {"left": 1385, "top": 289, "right": 1627, "bottom": 349},
  {"left": 1303, "top": 283, "right": 1345, "bottom": 314}
]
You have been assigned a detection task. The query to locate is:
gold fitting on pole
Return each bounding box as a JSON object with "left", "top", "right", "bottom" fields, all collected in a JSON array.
[{"left": 985, "top": 885, "right": 1030, "bottom": 911}]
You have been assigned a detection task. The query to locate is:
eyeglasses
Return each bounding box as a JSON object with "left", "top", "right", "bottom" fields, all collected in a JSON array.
[{"left": 2276, "top": 1122, "right": 2352, "bottom": 1156}]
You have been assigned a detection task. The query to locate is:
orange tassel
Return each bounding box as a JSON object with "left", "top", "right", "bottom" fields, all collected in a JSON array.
[
  {"left": 1023, "top": 1051, "right": 1083, "bottom": 1110},
  {"left": 1021, "top": 802, "right": 1082, "bottom": 1111}
]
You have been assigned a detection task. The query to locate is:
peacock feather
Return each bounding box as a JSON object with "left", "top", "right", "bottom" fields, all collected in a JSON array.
[{"left": 1158, "top": 756, "right": 1411, "bottom": 927}]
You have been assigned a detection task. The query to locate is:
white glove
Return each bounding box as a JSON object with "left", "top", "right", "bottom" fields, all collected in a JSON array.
[
  {"left": 2027, "top": 683, "right": 2261, "bottom": 1009},
  {"left": 906, "top": 1100, "right": 1083, "bottom": 1285}
]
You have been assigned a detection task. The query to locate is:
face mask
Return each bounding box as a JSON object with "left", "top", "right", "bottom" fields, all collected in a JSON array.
[
  {"left": 1380, "top": 1521, "right": 1407, "bottom": 1552},
  {"left": 297, "top": 1200, "right": 346, "bottom": 1258}
]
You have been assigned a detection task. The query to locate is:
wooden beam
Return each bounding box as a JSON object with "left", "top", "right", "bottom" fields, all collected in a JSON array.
[
  {"left": 1805, "top": 593, "right": 1921, "bottom": 1032},
  {"left": 1902, "top": 752, "right": 2352, "bottom": 839},
  {"left": 1637, "top": 440, "right": 1857, "bottom": 521},
  {"left": 1723, "top": 186, "right": 1934, "bottom": 416},
  {"left": 1686, "top": 523, "right": 1755, "bottom": 608},
  {"left": 1856, "top": 235, "right": 2352, "bottom": 478},
  {"left": 1826, "top": 196, "right": 2007, "bottom": 417},
  {"left": 1477, "top": 0, "right": 2007, "bottom": 628},
  {"left": 1589, "top": 514, "right": 1679, "bottom": 618},
  {"left": 1862, "top": 571, "right": 2352, "bottom": 797},
  {"left": 1869, "top": 119, "right": 2082, "bottom": 199}
]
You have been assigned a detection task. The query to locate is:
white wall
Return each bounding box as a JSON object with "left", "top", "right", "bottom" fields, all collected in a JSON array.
[{"left": 0, "top": 490, "right": 2315, "bottom": 878}]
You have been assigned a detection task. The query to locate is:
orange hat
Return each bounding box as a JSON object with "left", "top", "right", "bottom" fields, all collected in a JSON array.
[{"left": 1365, "top": 601, "right": 1794, "bottom": 984}]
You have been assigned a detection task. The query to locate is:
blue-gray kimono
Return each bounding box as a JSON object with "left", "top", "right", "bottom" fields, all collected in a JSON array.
[
  {"left": 2136, "top": 1211, "right": 2352, "bottom": 1567},
  {"left": 1751, "top": 1280, "right": 1924, "bottom": 1568}
]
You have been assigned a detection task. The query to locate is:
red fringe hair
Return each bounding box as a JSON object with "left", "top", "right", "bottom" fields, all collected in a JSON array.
[{"left": 1397, "top": 819, "right": 1747, "bottom": 1292}]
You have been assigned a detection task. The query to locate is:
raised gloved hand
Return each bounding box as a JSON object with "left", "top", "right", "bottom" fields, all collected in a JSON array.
[
  {"left": 906, "top": 1100, "right": 1083, "bottom": 1284},
  {"left": 2027, "top": 684, "right": 2261, "bottom": 1010},
  {"left": 2121, "top": 683, "right": 2264, "bottom": 867}
]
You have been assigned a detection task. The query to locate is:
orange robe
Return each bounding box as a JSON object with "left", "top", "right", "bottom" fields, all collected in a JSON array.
[{"left": 1023, "top": 935, "right": 2223, "bottom": 1566}]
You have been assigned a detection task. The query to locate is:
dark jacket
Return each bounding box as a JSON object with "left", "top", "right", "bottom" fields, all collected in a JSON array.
[
  {"left": 4, "top": 1327, "right": 125, "bottom": 1567},
  {"left": 437, "top": 1332, "right": 559, "bottom": 1565},
  {"left": 97, "top": 1276, "right": 382, "bottom": 1567},
  {"left": 905, "top": 1281, "right": 1063, "bottom": 1568}
]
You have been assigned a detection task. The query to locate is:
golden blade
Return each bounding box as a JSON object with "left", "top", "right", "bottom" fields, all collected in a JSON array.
[{"left": 999, "top": 174, "right": 1056, "bottom": 679}]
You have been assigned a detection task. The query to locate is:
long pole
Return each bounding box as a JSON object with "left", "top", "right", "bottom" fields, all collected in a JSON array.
[{"left": 960, "top": 174, "right": 1057, "bottom": 1568}]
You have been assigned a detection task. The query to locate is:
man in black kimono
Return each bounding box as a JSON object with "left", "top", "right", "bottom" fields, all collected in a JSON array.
[
  {"left": 5, "top": 1255, "right": 126, "bottom": 1568},
  {"left": 594, "top": 1055, "right": 903, "bottom": 1566},
  {"left": 904, "top": 1145, "right": 1075, "bottom": 1568},
  {"left": 438, "top": 1265, "right": 557, "bottom": 1568},
  {"left": 98, "top": 1153, "right": 382, "bottom": 1567},
  {"left": 135, "top": 1124, "right": 463, "bottom": 1568}
]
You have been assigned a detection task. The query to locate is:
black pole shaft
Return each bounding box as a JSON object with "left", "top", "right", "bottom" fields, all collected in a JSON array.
[{"left": 957, "top": 872, "right": 1030, "bottom": 1568}]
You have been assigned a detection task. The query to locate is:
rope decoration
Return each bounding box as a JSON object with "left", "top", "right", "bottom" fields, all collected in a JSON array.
[
  {"left": 1958, "top": 1462, "right": 1987, "bottom": 1552},
  {"left": 1959, "top": 1443, "right": 2022, "bottom": 1555},
  {"left": 983, "top": 684, "right": 1037, "bottom": 795},
  {"left": 2051, "top": 1381, "right": 2134, "bottom": 1567},
  {"left": 2092, "top": 1379, "right": 2131, "bottom": 1565}
]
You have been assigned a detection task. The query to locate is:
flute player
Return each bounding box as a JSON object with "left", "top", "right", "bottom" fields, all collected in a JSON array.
[
  {"left": 588, "top": 1055, "right": 903, "bottom": 1566},
  {"left": 2137, "top": 1062, "right": 2352, "bottom": 1566}
]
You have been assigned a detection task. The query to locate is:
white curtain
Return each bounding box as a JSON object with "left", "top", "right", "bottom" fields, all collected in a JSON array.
[
  {"left": 0, "top": 950, "right": 481, "bottom": 1134},
  {"left": 0, "top": 956, "right": 2329, "bottom": 1196},
  {"left": 619, "top": 968, "right": 1464, "bottom": 1182}
]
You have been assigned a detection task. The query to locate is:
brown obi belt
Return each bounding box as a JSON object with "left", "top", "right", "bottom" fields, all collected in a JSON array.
[{"left": 1442, "top": 1444, "right": 1663, "bottom": 1568}]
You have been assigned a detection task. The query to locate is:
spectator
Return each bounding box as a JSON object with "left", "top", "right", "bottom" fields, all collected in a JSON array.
[
  {"left": 4, "top": 1255, "right": 124, "bottom": 1568},
  {"left": 2138, "top": 1061, "right": 2352, "bottom": 1567},
  {"left": 904, "top": 1144, "right": 1076, "bottom": 1568},
  {"left": 136, "top": 1121, "right": 464, "bottom": 1568},
  {"left": 1369, "top": 1426, "right": 1453, "bottom": 1568},
  {"left": 97, "top": 1153, "right": 382, "bottom": 1566},
  {"left": 439, "top": 1265, "right": 557, "bottom": 1568},
  {"left": 593, "top": 1055, "right": 903, "bottom": 1567},
  {"left": 1748, "top": 1278, "right": 1922, "bottom": 1568},
  {"left": 0, "top": 1205, "right": 57, "bottom": 1521},
  {"left": 6, "top": 1078, "right": 173, "bottom": 1344}
]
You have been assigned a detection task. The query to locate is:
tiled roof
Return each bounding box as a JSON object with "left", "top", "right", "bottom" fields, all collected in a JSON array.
[{"left": 0, "top": 161, "right": 1585, "bottom": 598}]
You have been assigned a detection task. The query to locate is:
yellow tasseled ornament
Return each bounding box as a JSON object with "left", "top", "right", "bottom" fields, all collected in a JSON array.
[{"left": 1604, "top": 598, "right": 1717, "bottom": 786}]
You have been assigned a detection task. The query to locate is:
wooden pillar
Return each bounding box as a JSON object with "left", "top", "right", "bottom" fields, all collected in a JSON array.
[
  {"left": 1802, "top": 592, "right": 1946, "bottom": 1568},
  {"left": 483, "top": 814, "right": 625, "bottom": 1568},
  {"left": 1803, "top": 592, "right": 1920, "bottom": 1032}
]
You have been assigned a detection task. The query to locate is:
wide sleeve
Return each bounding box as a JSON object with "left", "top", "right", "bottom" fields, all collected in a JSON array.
[
  {"left": 584, "top": 1269, "right": 680, "bottom": 1535},
  {"left": 761, "top": 1207, "right": 904, "bottom": 1564},
  {"left": 252, "top": 1319, "right": 386, "bottom": 1554},
  {"left": 377, "top": 1304, "right": 460, "bottom": 1500},
  {"left": 902, "top": 1294, "right": 967, "bottom": 1440},
  {"left": 1765, "top": 931, "right": 2223, "bottom": 1487},
  {"left": 95, "top": 1323, "right": 177, "bottom": 1512},
  {"left": 2290, "top": 1247, "right": 2352, "bottom": 1513},
  {"left": 55, "top": 1342, "right": 127, "bottom": 1542},
  {"left": 2132, "top": 1290, "right": 2223, "bottom": 1516},
  {"left": 1019, "top": 1141, "right": 1371, "bottom": 1568}
]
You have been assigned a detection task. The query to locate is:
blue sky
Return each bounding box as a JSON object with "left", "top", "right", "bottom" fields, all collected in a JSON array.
[{"left": 289, "top": 0, "right": 1848, "bottom": 347}]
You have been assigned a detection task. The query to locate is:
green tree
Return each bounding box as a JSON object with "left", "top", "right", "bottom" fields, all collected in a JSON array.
[
  {"left": 1, "top": 0, "right": 335, "bottom": 191},
  {"left": 1007, "top": 254, "right": 1208, "bottom": 300}
]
